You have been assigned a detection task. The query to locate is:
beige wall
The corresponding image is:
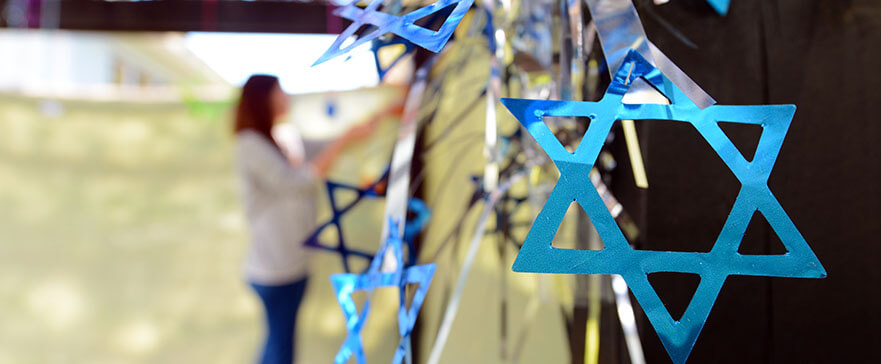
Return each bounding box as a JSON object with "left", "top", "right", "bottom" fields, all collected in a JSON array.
[{"left": 0, "top": 42, "right": 575, "bottom": 364}]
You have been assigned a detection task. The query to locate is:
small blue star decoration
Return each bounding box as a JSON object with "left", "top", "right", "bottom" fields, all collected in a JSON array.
[
  {"left": 500, "top": 50, "right": 826, "bottom": 364},
  {"left": 314, "top": 0, "right": 474, "bottom": 66},
  {"left": 303, "top": 171, "right": 387, "bottom": 272},
  {"left": 331, "top": 218, "right": 437, "bottom": 364},
  {"left": 302, "top": 168, "right": 431, "bottom": 272}
]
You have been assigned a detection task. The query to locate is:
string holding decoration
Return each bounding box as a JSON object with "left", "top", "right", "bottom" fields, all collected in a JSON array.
[{"left": 501, "top": 50, "right": 826, "bottom": 364}]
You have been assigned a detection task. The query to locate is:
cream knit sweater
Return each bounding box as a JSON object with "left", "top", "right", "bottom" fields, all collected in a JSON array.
[{"left": 235, "top": 130, "right": 318, "bottom": 285}]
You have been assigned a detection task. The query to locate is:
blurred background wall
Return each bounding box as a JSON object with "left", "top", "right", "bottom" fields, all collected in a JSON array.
[
  {"left": 0, "top": 28, "right": 405, "bottom": 363},
  {"left": 0, "top": 26, "right": 568, "bottom": 364}
]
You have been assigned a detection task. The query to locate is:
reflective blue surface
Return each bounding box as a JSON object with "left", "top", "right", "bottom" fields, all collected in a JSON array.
[
  {"left": 314, "top": 0, "right": 474, "bottom": 66},
  {"left": 706, "top": 0, "right": 731, "bottom": 15},
  {"left": 331, "top": 218, "right": 437, "bottom": 364},
  {"left": 501, "top": 50, "right": 826, "bottom": 364}
]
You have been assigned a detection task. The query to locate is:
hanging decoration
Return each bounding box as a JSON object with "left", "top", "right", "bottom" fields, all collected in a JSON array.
[
  {"left": 303, "top": 55, "right": 438, "bottom": 273},
  {"left": 302, "top": 170, "right": 388, "bottom": 272},
  {"left": 311, "top": 0, "right": 827, "bottom": 363},
  {"left": 331, "top": 218, "right": 437, "bottom": 364},
  {"left": 301, "top": 169, "right": 432, "bottom": 273},
  {"left": 329, "top": 47, "right": 443, "bottom": 363},
  {"left": 501, "top": 50, "right": 827, "bottom": 364},
  {"left": 313, "top": 0, "right": 475, "bottom": 66}
]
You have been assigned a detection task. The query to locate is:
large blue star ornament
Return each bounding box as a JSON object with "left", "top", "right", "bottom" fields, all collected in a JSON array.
[
  {"left": 332, "top": 218, "right": 436, "bottom": 364},
  {"left": 500, "top": 50, "right": 826, "bottom": 364},
  {"left": 314, "top": 0, "right": 474, "bottom": 66}
]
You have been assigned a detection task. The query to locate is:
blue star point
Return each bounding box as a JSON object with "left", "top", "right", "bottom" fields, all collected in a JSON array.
[
  {"left": 501, "top": 50, "right": 826, "bottom": 364},
  {"left": 706, "top": 0, "right": 731, "bottom": 15}
]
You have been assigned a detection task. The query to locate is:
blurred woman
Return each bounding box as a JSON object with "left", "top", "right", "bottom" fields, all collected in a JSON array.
[{"left": 233, "top": 74, "right": 373, "bottom": 364}]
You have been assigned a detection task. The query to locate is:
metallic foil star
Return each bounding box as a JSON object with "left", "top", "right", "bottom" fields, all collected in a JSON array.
[
  {"left": 331, "top": 218, "right": 436, "bottom": 364},
  {"left": 302, "top": 168, "right": 431, "bottom": 272},
  {"left": 303, "top": 170, "right": 388, "bottom": 272},
  {"left": 313, "top": 0, "right": 474, "bottom": 66},
  {"left": 500, "top": 50, "right": 826, "bottom": 364}
]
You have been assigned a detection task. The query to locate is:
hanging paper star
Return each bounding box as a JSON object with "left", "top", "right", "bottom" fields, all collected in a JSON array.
[
  {"left": 302, "top": 168, "right": 431, "bottom": 273},
  {"left": 313, "top": 0, "right": 475, "bottom": 66},
  {"left": 500, "top": 50, "right": 826, "bottom": 364},
  {"left": 332, "top": 218, "right": 437, "bottom": 364},
  {"left": 302, "top": 169, "right": 388, "bottom": 272}
]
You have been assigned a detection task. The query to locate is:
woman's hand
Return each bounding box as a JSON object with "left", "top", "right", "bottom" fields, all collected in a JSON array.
[
  {"left": 311, "top": 100, "right": 404, "bottom": 178},
  {"left": 342, "top": 100, "right": 403, "bottom": 142},
  {"left": 345, "top": 119, "right": 377, "bottom": 141}
]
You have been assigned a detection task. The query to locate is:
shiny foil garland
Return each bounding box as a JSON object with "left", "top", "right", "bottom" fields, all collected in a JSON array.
[
  {"left": 333, "top": 52, "right": 440, "bottom": 364},
  {"left": 331, "top": 218, "right": 437, "bottom": 364},
  {"left": 312, "top": 1, "right": 822, "bottom": 364}
]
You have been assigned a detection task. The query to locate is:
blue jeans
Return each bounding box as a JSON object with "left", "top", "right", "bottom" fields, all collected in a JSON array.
[{"left": 251, "top": 277, "right": 309, "bottom": 364}]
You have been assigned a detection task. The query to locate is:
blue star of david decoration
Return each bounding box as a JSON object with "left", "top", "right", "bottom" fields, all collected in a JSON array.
[
  {"left": 500, "top": 50, "right": 826, "bottom": 364},
  {"left": 313, "top": 0, "right": 475, "bottom": 66},
  {"left": 303, "top": 170, "right": 387, "bottom": 272},
  {"left": 332, "top": 218, "right": 436, "bottom": 364},
  {"left": 302, "top": 168, "right": 431, "bottom": 272}
]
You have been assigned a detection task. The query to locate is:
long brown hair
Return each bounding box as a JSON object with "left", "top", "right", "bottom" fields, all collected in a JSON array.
[{"left": 234, "top": 74, "right": 280, "bottom": 149}]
